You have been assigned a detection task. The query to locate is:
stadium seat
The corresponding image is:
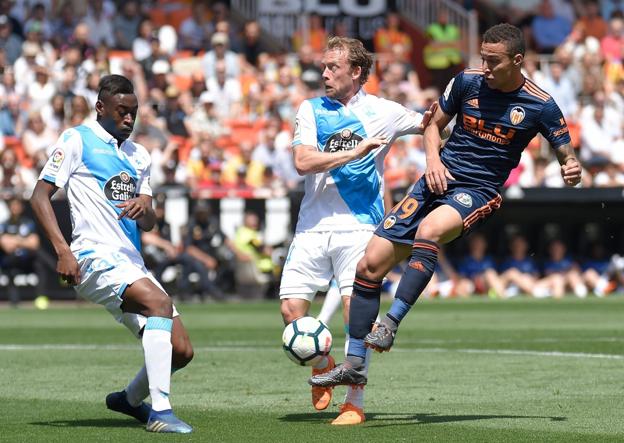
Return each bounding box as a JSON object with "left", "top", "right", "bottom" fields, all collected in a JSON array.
[
  {"left": 149, "top": 4, "right": 191, "bottom": 30},
  {"left": 227, "top": 119, "right": 260, "bottom": 146},
  {"left": 169, "top": 135, "right": 194, "bottom": 162},
  {"left": 5, "top": 136, "right": 33, "bottom": 168},
  {"left": 172, "top": 74, "right": 193, "bottom": 92}
]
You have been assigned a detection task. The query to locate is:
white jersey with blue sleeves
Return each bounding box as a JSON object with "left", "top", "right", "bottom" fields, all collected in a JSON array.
[
  {"left": 292, "top": 89, "right": 424, "bottom": 232},
  {"left": 38, "top": 120, "right": 152, "bottom": 259}
]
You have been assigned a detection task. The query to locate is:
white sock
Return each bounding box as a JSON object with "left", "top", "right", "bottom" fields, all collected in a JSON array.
[
  {"left": 343, "top": 315, "right": 378, "bottom": 409},
  {"left": 342, "top": 333, "right": 372, "bottom": 409},
  {"left": 125, "top": 366, "right": 149, "bottom": 407},
  {"left": 143, "top": 317, "right": 173, "bottom": 412},
  {"left": 574, "top": 283, "right": 588, "bottom": 298},
  {"left": 317, "top": 281, "right": 342, "bottom": 325},
  {"left": 594, "top": 276, "right": 609, "bottom": 297}
]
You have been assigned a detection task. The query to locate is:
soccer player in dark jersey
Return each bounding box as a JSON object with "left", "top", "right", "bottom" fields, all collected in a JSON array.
[{"left": 310, "top": 23, "right": 582, "bottom": 388}]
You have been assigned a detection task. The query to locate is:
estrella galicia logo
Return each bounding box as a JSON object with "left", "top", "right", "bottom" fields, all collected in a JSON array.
[
  {"left": 104, "top": 171, "right": 137, "bottom": 201},
  {"left": 324, "top": 128, "right": 363, "bottom": 153},
  {"left": 453, "top": 193, "right": 473, "bottom": 208}
]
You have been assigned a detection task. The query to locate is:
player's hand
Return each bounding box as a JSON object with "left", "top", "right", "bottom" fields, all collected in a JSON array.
[
  {"left": 353, "top": 137, "right": 388, "bottom": 160},
  {"left": 57, "top": 249, "right": 81, "bottom": 286},
  {"left": 419, "top": 101, "right": 439, "bottom": 131},
  {"left": 425, "top": 158, "right": 455, "bottom": 194},
  {"left": 116, "top": 197, "right": 150, "bottom": 220},
  {"left": 561, "top": 157, "right": 582, "bottom": 187}
]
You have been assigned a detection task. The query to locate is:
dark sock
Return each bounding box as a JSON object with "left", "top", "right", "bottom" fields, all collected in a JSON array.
[
  {"left": 386, "top": 239, "right": 439, "bottom": 326},
  {"left": 347, "top": 274, "right": 382, "bottom": 360}
]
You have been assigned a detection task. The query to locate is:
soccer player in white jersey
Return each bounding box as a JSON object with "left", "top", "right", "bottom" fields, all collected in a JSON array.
[
  {"left": 279, "top": 36, "right": 441, "bottom": 425},
  {"left": 30, "top": 75, "right": 194, "bottom": 434}
]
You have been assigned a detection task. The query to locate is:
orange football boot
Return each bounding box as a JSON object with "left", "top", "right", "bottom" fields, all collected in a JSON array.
[
  {"left": 331, "top": 402, "right": 366, "bottom": 425},
  {"left": 311, "top": 355, "right": 335, "bottom": 410}
]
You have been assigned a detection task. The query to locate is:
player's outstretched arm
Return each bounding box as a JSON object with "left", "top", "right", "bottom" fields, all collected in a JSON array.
[
  {"left": 293, "top": 137, "right": 388, "bottom": 175},
  {"left": 554, "top": 143, "right": 582, "bottom": 187},
  {"left": 116, "top": 194, "right": 156, "bottom": 231},
  {"left": 30, "top": 180, "right": 81, "bottom": 285},
  {"left": 418, "top": 102, "right": 449, "bottom": 138},
  {"left": 423, "top": 105, "right": 455, "bottom": 194}
]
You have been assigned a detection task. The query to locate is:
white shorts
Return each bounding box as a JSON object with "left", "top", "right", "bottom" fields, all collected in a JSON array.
[
  {"left": 279, "top": 229, "right": 373, "bottom": 301},
  {"left": 74, "top": 250, "right": 179, "bottom": 338}
]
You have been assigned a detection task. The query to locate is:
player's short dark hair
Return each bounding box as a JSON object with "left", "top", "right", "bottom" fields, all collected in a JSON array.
[
  {"left": 483, "top": 23, "right": 525, "bottom": 57},
  {"left": 97, "top": 74, "right": 134, "bottom": 101},
  {"left": 326, "top": 36, "right": 373, "bottom": 86}
]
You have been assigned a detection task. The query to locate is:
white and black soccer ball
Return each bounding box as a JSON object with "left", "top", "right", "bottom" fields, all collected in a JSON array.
[{"left": 282, "top": 316, "right": 332, "bottom": 366}]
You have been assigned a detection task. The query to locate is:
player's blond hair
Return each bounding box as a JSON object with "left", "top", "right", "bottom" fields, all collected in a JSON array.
[{"left": 325, "top": 36, "right": 373, "bottom": 86}]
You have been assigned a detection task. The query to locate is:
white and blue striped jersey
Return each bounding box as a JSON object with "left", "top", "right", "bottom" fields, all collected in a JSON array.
[
  {"left": 292, "top": 88, "right": 424, "bottom": 232},
  {"left": 38, "top": 120, "right": 152, "bottom": 259}
]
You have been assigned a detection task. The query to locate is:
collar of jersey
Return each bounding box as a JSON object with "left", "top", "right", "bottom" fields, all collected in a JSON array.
[
  {"left": 83, "top": 120, "right": 119, "bottom": 147},
  {"left": 326, "top": 87, "right": 366, "bottom": 107}
]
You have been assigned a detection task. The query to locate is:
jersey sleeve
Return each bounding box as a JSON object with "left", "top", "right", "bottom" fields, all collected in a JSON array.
[
  {"left": 38, "top": 128, "right": 82, "bottom": 188},
  {"left": 292, "top": 100, "right": 317, "bottom": 148},
  {"left": 438, "top": 72, "right": 465, "bottom": 117},
  {"left": 538, "top": 98, "right": 571, "bottom": 148},
  {"left": 135, "top": 145, "right": 153, "bottom": 197},
  {"left": 384, "top": 99, "right": 424, "bottom": 136}
]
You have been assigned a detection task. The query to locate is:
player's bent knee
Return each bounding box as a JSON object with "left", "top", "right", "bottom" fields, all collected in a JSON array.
[
  {"left": 415, "top": 222, "right": 441, "bottom": 242},
  {"left": 280, "top": 299, "right": 305, "bottom": 325},
  {"left": 147, "top": 293, "right": 174, "bottom": 319},
  {"left": 355, "top": 256, "right": 383, "bottom": 281}
]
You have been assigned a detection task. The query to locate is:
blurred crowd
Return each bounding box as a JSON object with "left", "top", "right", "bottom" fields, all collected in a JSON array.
[
  {"left": 2, "top": 0, "right": 624, "bottom": 301},
  {"left": 2, "top": 0, "right": 624, "bottom": 201}
]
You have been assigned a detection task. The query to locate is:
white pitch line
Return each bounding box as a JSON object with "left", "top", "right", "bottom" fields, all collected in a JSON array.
[
  {"left": 1, "top": 344, "right": 624, "bottom": 360},
  {"left": 392, "top": 347, "right": 624, "bottom": 360}
]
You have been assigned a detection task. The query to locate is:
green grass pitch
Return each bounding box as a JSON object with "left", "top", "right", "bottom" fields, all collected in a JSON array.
[{"left": 1, "top": 297, "right": 624, "bottom": 442}]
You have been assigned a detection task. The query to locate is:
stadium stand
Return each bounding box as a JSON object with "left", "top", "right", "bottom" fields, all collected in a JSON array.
[{"left": 2, "top": 0, "right": 624, "bottom": 301}]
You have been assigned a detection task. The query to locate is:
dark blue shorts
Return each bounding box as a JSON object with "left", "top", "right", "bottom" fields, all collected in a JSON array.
[{"left": 375, "top": 177, "right": 502, "bottom": 245}]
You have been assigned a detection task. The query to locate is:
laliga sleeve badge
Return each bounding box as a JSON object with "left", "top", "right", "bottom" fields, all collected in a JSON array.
[
  {"left": 49, "top": 148, "right": 65, "bottom": 170},
  {"left": 383, "top": 215, "right": 397, "bottom": 229}
]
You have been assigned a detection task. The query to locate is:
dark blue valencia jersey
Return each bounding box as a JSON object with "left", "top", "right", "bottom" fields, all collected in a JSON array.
[{"left": 439, "top": 69, "right": 571, "bottom": 189}]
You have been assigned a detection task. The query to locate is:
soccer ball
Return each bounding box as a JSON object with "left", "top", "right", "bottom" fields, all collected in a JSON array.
[{"left": 282, "top": 317, "right": 332, "bottom": 366}]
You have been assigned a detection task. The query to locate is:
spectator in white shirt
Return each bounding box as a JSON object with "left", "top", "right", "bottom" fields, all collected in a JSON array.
[
  {"left": 26, "top": 63, "right": 55, "bottom": 110},
  {"left": 541, "top": 60, "right": 579, "bottom": 119},
  {"left": 579, "top": 91, "right": 622, "bottom": 166},
  {"left": 201, "top": 32, "right": 240, "bottom": 80},
  {"left": 206, "top": 59, "right": 241, "bottom": 119}
]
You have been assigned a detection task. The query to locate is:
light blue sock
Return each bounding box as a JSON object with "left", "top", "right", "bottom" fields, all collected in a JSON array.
[
  {"left": 346, "top": 337, "right": 367, "bottom": 364},
  {"left": 387, "top": 297, "right": 412, "bottom": 325}
]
